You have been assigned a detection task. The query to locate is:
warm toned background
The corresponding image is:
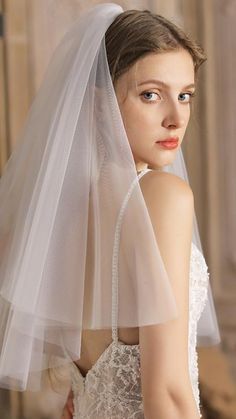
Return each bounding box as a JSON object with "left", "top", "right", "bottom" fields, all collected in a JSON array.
[{"left": 0, "top": 0, "right": 236, "bottom": 418}]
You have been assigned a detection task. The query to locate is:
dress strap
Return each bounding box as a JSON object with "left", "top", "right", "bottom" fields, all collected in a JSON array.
[{"left": 111, "top": 168, "right": 151, "bottom": 343}]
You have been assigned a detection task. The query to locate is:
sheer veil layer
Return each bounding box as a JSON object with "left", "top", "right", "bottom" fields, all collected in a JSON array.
[{"left": 0, "top": 3, "right": 220, "bottom": 391}]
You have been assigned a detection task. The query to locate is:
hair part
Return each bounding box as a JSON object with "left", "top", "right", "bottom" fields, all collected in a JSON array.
[{"left": 105, "top": 9, "right": 207, "bottom": 85}]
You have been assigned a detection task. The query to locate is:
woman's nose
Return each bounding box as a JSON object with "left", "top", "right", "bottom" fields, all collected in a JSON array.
[{"left": 162, "top": 105, "right": 186, "bottom": 129}]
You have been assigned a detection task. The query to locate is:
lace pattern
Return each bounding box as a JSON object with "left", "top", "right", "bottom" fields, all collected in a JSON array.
[
  {"left": 188, "top": 243, "right": 209, "bottom": 416},
  {"left": 70, "top": 341, "right": 142, "bottom": 418},
  {"left": 70, "top": 242, "right": 209, "bottom": 418}
]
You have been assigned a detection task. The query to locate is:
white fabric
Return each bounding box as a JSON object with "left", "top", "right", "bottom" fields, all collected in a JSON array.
[
  {"left": 69, "top": 168, "right": 209, "bottom": 418},
  {"left": 0, "top": 3, "right": 220, "bottom": 392}
]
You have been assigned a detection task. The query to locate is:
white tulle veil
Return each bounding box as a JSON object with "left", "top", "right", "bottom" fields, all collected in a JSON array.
[{"left": 0, "top": 3, "right": 220, "bottom": 391}]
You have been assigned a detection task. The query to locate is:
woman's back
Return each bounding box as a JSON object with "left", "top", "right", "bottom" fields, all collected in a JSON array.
[
  {"left": 73, "top": 170, "right": 151, "bottom": 376},
  {"left": 73, "top": 327, "right": 139, "bottom": 377},
  {"left": 68, "top": 169, "right": 209, "bottom": 418}
]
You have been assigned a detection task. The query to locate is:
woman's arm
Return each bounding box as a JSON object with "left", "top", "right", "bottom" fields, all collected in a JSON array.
[
  {"left": 61, "top": 388, "right": 74, "bottom": 419},
  {"left": 139, "top": 171, "right": 200, "bottom": 419}
]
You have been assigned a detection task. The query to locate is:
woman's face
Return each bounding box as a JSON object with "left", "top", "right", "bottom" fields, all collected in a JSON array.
[{"left": 115, "top": 49, "right": 195, "bottom": 171}]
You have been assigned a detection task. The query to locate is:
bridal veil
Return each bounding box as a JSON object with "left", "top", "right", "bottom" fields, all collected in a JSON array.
[{"left": 0, "top": 3, "right": 220, "bottom": 391}]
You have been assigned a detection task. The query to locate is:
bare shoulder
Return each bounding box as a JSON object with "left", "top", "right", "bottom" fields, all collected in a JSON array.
[
  {"left": 139, "top": 169, "right": 194, "bottom": 262},
  {"left": 139, "top": 170, "right": 194, "bottom": 213}
]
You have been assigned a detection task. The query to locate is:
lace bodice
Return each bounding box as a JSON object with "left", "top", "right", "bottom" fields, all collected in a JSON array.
[{"left": 69, "top": 169, "right": 209, "bottom": 418}]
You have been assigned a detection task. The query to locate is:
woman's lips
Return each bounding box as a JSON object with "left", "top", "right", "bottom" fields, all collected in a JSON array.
[{"left": 156, "top": 138, "right": 179, "bottom": 150}]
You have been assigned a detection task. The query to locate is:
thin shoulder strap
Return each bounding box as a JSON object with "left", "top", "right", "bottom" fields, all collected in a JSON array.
[{"left": 111, "top": 168, "right": 150, "bottom": 343}]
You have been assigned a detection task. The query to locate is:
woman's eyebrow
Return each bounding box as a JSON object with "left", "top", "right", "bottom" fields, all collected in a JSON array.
[{"left": 137, "top": 79, "right": 195, "bottom": 90}]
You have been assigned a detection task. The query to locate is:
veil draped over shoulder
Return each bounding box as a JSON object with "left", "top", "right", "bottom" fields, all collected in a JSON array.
[{"left": 0, "top": 3, "right": 220, "bottom": 391}]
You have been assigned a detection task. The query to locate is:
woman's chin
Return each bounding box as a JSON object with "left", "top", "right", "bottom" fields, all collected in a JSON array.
[{"left": 150, "top": 155, "right": 177, "bottom": 169}]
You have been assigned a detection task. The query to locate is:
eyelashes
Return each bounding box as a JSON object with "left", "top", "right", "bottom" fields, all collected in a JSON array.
[
  {"left": 179, "top": 92, "right": 196, "bottom": 103},
  {"left": 141, "top": 92, "right": 160, "bottom": 101},
  {"left": 141, "top": 91, "right": 196, "bottom": 104}
]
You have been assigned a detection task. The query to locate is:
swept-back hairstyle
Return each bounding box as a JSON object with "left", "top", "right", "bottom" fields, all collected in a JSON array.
[{"left": 105, "top": 9, "right": 206, "bottom": 84}]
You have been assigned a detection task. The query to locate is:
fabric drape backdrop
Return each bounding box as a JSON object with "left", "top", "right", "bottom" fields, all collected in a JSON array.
[{"left": 0, "top": 1, "right": 235, "bottom": 418}]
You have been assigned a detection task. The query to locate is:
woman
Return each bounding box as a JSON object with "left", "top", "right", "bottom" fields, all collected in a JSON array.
[
  {"left": 0, "top": 3, "right": 220, "bottom": 419},
  {"left": 58, "top": 4, "right": 220, "bottom": 418}
]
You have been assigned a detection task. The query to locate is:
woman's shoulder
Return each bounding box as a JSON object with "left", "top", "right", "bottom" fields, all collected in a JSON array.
[{"left": 140, "top": 169, "right": 194, "bottom": 207}]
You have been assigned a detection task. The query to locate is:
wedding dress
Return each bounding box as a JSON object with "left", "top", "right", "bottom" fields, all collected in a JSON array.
[{"left": 68, "top": 168, "right": 208, "bottom": 418}]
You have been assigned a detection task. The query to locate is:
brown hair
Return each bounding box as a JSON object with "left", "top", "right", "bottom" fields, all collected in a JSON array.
[{"left": 105, "top": 9, "right": 207, "bottom": 84}]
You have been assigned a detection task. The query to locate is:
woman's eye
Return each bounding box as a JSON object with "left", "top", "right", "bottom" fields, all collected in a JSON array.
[
  {"left": 179, "top": 92, "right": 195, "bottom": 103},
  {"left": 142, "top": 92, "right": 160, "bottom": 102}
]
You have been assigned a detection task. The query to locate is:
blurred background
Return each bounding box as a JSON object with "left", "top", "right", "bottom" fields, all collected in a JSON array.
[{"left": 0, "top": 0, "right": 236, "bottom": 418}]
